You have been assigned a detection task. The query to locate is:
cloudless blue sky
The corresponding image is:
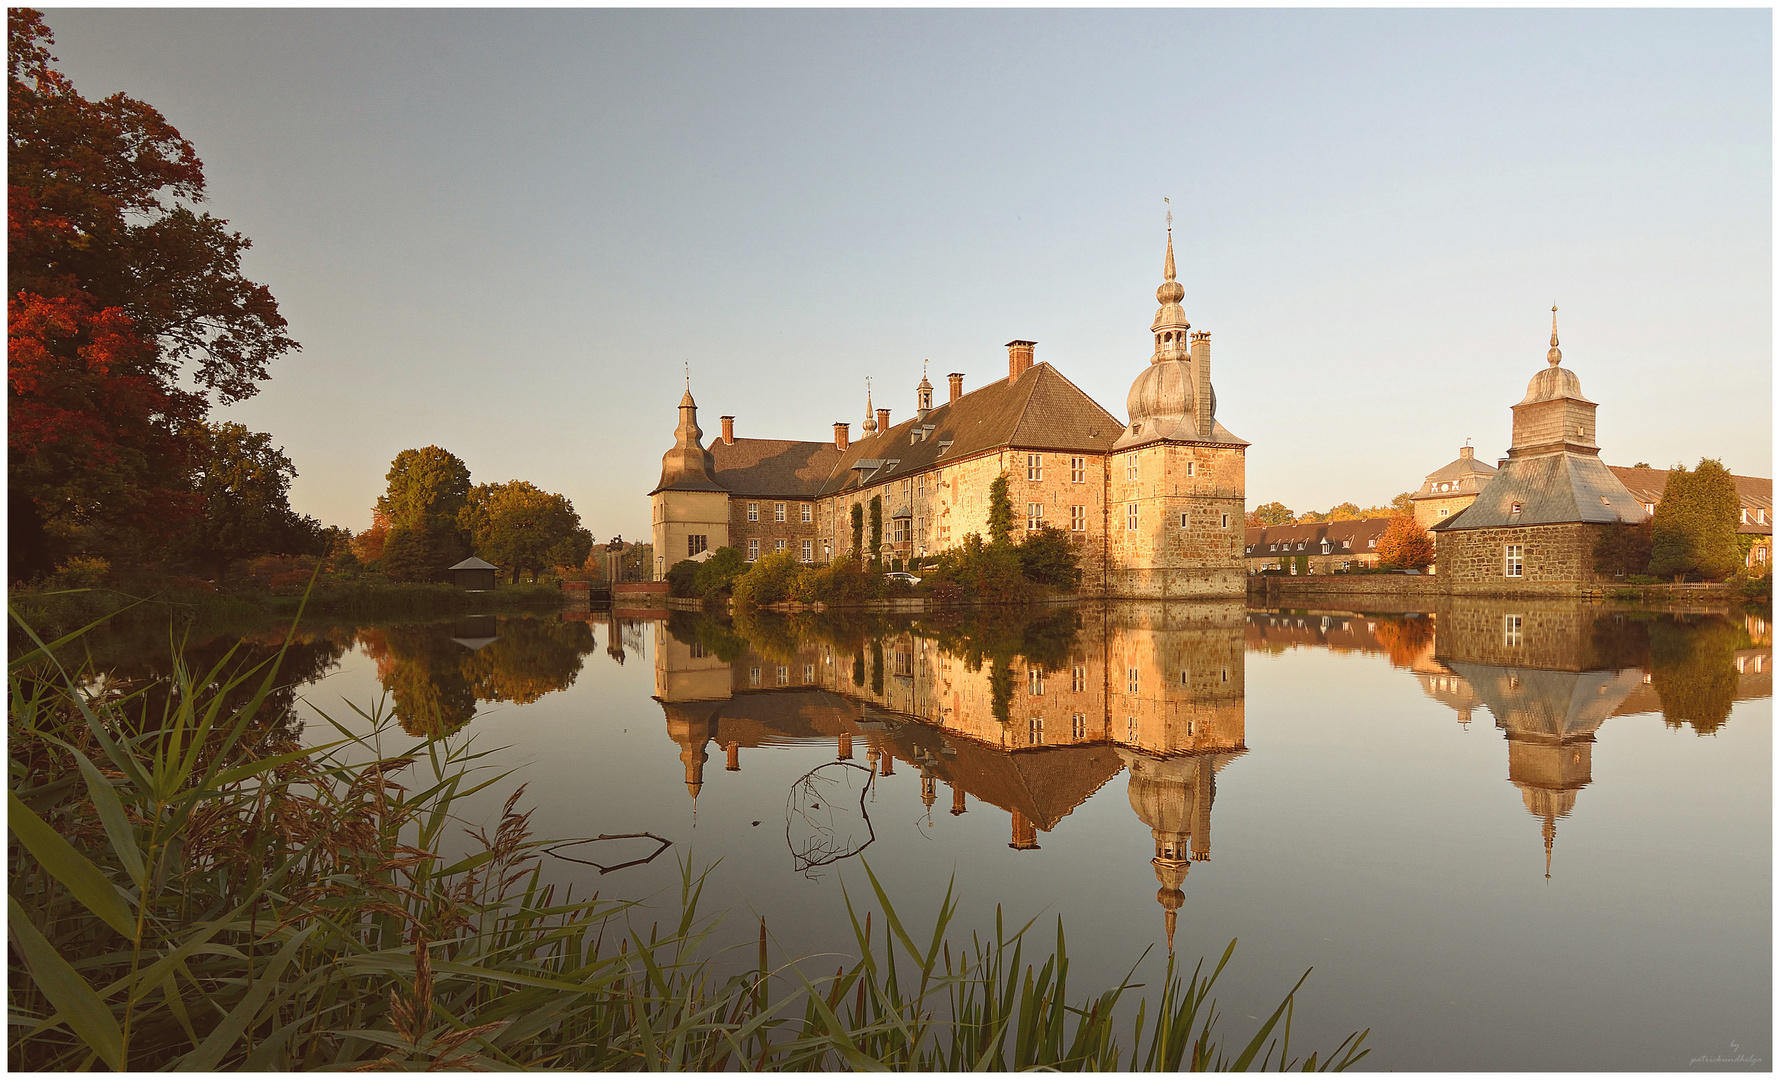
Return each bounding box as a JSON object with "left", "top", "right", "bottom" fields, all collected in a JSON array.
[{"left": 39, "top": 8, "right": 1772, "bottom": 536}]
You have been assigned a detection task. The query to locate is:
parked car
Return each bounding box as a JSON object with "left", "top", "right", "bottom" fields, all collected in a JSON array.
[{"left": 884, "top": 571, "right": 923, "bottom": 585}]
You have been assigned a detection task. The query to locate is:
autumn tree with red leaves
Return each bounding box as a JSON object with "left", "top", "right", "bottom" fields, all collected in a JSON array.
[
  {"left": 8, "top": 9, "right": 298, "bottom": 578},
  {"left": 1376, "top": 516, "right": 1436, "bottom": 571}
]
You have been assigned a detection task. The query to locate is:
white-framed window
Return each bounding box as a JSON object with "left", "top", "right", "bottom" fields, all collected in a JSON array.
[
  {"left": 801, "top": 539, "right": 813, "bottom": 562},
  {"left": 1028, "top": 718, "right": 1044, "bottom": 745},
  {"left": 1760, "top": 509, "right": 1769, "bottom": 525},
  {"left": 1758, "top": 547, "right": 1769, "bottom": 564},
  {"left": 1125, "top": 453, "right": 1138, "bottom": 481},
  {"left": 1029, "top": 669, "right": 1044, "bottom": 695},
  {"left": 1504, "top": 614, "right": 1523, "bottom": 647},
  {"left": 1505, "top": 544, "right": 1523, "bottom": 578},
  {"left": 1126, "top": 503, "right": 1138, "bottom": 531},
  {"left": 747, "top": 539, "right": 760, "bottom": 561},
  {"left": 1071, "top": 456, "right": 1085, "bottom": 483},
  {"left": 749, "top": 667, "right": 761, "bottom": 686},
  {"left": 775, "top": 539, "right": 786, "bottom": 553},
  {"left": 1742, "top": 508, "right": 1750, "bottom": 523},
  {"left": 893, "top": 518, "right": 909, "bottom": 543},
  {"left": 1368, "top": 538, "right": 1377, "bottom": 548},
  {"left": 774, "top": 503, "right": 786, "bottom": 522},
  {"left": 1185, "top": 461, "right": 1195, "bottom": 477},
  {"left": 1028, "top": 503, "right": 1044, "bottom": 530},
  {"left": 777, "top": 665, "right": 789, "bottom": 685},
  {"left": 1438, "top": 508, "right": 1449, "bottom": 518},
  {"left": 1071, "top": 505, "right": 1085, "bottom": 532},
  {"left": 1127, "top": 716, "right": 1138, "bottom": 741},
  {"left": 801, "top": 503, "right": 812, "bottom": 523},
  {"left": 747, "top": 502, "right": 759, "bottom": 522},
  {"left": 688, "top": 534, "right": 707, "bottom": 557},
  {"left": 1027, "top": 454, "right": 1043, "bottom": 481},
  {"left": 1127, "top": 667, "right": 1139, "bottom": 694},
  {"left": 1072, "top": 714, "right": 1086, "bottom": 740},
  {"left": 804, "top": 663, "right": 815, "bottom": 682},
  {"left": 1072, "top": 665, "right": 1086, "bottom": 691}
]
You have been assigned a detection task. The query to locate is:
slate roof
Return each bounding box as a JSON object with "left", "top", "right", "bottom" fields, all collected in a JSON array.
[
  {"left": 1606, "top": 465, "right": 1773, "bottom": 535},
  {"left": 1431, "top": 454, "right": 1646, "bottom": 531},
  {"left": 812, "top": 363, "right": 1124, "bottom": 497},
  {"left": 709, "top": 438, "right": 844, "bottom": 498},
  {"left": 1243, "top": 517, "right": 1395, "bottom": 557},
  {"left": 1412, "top": 451, "right": 1497, "bottom": 500}
]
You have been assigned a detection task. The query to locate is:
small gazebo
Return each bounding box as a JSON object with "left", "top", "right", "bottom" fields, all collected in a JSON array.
[{"left": 448, "top": 556, "right": 499, "bottom": 591}]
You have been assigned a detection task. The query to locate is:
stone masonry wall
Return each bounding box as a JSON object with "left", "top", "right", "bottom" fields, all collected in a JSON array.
[
  {"left": 1436, "top": 522, "right": 1613, "bottom": 596},
  {"left": 1106, "top": 442, "right": 1246, "bottom": 598},
  {"left": 728, "top": 496, "right": 822, "bottom": 563}
]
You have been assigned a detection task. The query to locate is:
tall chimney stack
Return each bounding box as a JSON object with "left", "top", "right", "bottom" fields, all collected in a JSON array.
[
  {"left": 1459, "top": 445, "right": 1474, "bottom": 460},
  {"left": 834, "top": 422, "right": 849, "bottom": 451},
  {"left": 876, "top": 408, "right": 891, "bottom": 433},
  {"left": 948, "top": 372, "right": 964, "bottom": 404},
  {"left": 1006, "top": 340, "right": 1036, "bottom": 384},
  {"left": 719, "top": 416, "right": 735, "bottom": 445}
]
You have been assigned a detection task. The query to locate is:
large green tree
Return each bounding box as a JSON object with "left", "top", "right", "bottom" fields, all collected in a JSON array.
[
  {"left": 8, "top": 10, "right": 298, "bottom": 576},
  {"left": 182, "top": 421, "right": 323, "bottom": 581},
  {"left": 1649, "top": 459, "right": 1741, "bottom": 582},
  {"left": 1250, "top": 502, "right": 1293, "bottom": 526},
  {"left": 458, "top": 480, "right": 594, "bottom": 582},
  {"left": 374, "top": 446, "right": 470, "bottom": 581}
]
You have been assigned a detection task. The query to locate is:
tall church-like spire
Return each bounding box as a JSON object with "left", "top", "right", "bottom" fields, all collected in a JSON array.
[
  {"left": 862, "top": 378, "right": 878, "bottom": 434},
  {"left": 1548, "top": 304, "right": 1562, "bottom": 367}
]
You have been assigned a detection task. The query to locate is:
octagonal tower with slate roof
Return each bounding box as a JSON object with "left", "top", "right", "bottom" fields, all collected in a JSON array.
[{"left": 1431, "top": 309, "right": 1649, "bottom": 595}]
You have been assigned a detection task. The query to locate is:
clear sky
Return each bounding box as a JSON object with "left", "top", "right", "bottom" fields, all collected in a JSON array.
[{"left": 38, "top": 8, "right": 1773, "bottom": 537}]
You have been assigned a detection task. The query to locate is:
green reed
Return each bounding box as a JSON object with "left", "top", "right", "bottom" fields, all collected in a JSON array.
[{"left": 8, "top": 607, "right": 1370, "bottom": 1071}]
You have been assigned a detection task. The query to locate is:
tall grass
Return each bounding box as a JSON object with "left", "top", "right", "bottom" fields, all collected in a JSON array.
[{"left": 8, "top": 608, "right": 1369, "bottom": 1071}]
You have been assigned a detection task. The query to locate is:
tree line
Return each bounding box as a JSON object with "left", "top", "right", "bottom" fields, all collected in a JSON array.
[{"left": 8, "top": 11, "right": 595, "bottom": 594}]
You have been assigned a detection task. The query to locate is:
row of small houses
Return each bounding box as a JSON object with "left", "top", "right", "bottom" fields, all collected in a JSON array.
[{"left": 1247, "top": 463, "right": 1774, "bottom": 576}]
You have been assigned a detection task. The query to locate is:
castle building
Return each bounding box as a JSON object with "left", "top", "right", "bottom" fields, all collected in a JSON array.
[
  {"left": 1430, "top": 309, "right": 1649, "bottom": 594},
  {"left": 1411, "top": 445, "right": 1498, "bottom": 531},
  {"left": 650, "top": 228, "right": 1249, "bottom": 598}
]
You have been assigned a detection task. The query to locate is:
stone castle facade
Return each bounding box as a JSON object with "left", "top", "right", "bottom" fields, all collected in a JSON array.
[
  {"left": 650, "top": 229, "right": 1248, "bottom": 598},
  {"left": 1431, "top": 309, "right": 1650, "bottom": 595}
]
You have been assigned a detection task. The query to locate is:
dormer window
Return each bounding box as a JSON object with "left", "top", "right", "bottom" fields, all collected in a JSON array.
[
  {"left": 937, "top": 440, "right": 953, "bottom": 456},
  {"left": 1510, "top": 502, "right": 1522, "bottom": 514}
]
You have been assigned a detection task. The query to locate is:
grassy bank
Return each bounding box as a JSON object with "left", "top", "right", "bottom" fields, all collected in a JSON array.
[
  {"left": 7, "top": 578, "right": 565, "bottom": 645},
  {"left": 8, "top": 611, "right": 1370, "bottom": 1070}
]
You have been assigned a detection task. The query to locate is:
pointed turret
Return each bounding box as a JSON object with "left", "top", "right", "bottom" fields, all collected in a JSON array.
[
  {"left": 651, "top": 379, "right": 723, "bottom": 494},
  {"left": 916, "top": 363, "right": 934, "bottom": 419},
  {"left": 1548, "top": 304, "right": 1562, "bottom": 367},
  {"left": 862, "top": 380, "right": 878, "bottom": 434}
]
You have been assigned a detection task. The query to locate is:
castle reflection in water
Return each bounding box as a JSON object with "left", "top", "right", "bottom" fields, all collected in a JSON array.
[{"left": 644, "top": 600, "right": 1770, "bottom": 949}]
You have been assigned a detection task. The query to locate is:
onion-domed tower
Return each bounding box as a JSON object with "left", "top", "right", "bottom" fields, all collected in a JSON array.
[{"left": 1106, "top": 217, "right": 1249, "bottom": 598}]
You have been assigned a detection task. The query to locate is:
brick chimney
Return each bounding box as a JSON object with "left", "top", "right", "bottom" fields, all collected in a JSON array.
[
  {"left": 719, "top": 415, "right": 735, "bottom": 445},
  {"left": 834, "top": 422, "right": 849, "bottom": 451},
  {"left": 876, "top": 408, "right": 891, "bottom": 433},
  {"left": 1006, "top": 340, "right": 1036, "bottom": 384},
  {"left": 948, "top": 372, "right": 964, "bottom": 404}
]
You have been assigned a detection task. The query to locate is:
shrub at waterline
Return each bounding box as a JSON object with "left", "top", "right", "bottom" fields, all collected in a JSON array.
[{"left": 6, "top": 613, "right": 1371, "bottom": 1070}]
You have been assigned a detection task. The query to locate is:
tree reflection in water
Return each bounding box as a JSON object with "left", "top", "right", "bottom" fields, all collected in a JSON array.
[{"left": 358, "top": 616, "right": 598, "bottom": 736}]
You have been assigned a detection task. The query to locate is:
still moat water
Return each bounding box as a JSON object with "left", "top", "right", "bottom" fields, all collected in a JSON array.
[{"left": 100, "top": 599, "right": 1775, "bottom": 1070}]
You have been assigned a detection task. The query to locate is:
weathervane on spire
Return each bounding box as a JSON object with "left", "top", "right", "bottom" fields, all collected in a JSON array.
[
  {"left": 1165, "top": 196, "right": 1172, "bottom": 232},
  {"left": 684, "top": 361, "right": 690, "bottom": 390}
]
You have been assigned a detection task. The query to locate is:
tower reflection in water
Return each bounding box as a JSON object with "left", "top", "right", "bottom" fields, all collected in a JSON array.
[
  {"left": 651, "top": 600, "right": 1768, "bottom": 943},
  {"left": 653, "top": 603, "right": 1246, "bottom": 950},
  {"left": 1413, "top": 604, "right": 1771, "bottom": 876}
]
